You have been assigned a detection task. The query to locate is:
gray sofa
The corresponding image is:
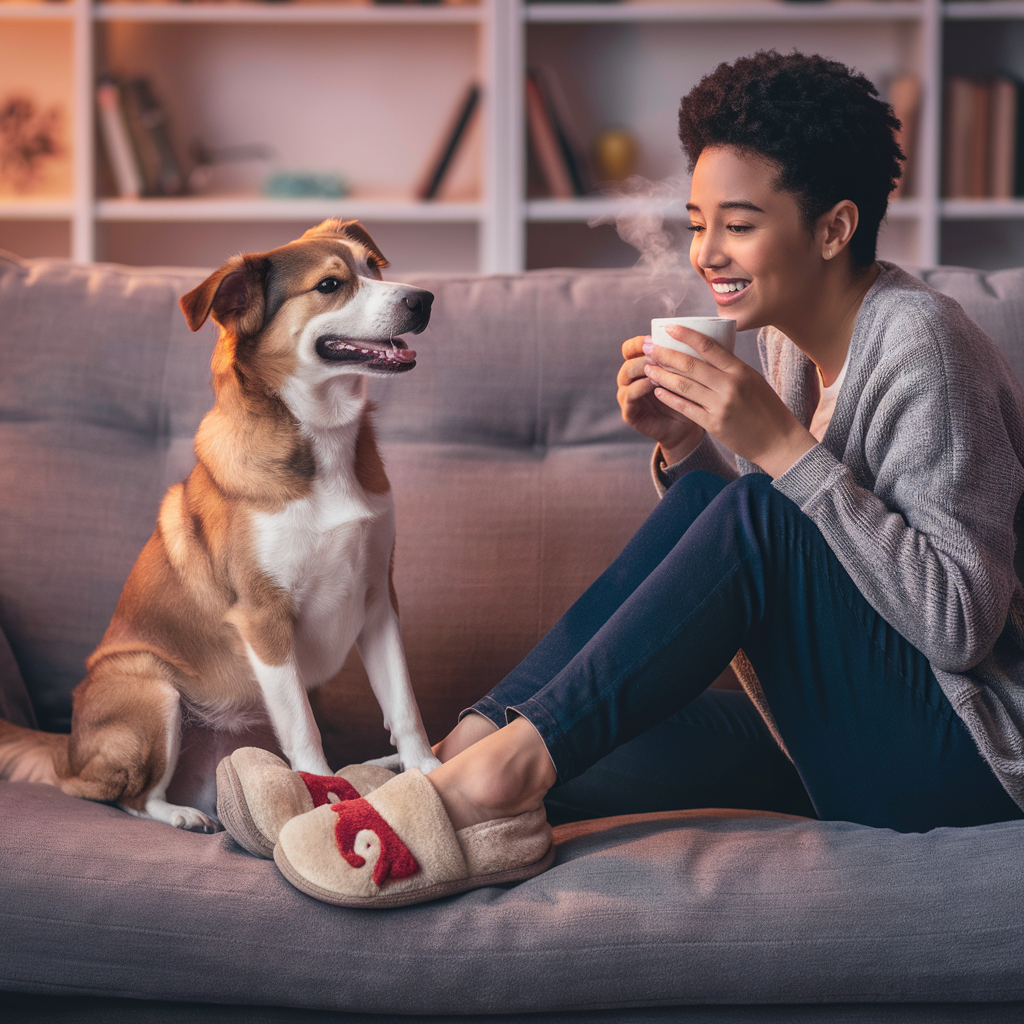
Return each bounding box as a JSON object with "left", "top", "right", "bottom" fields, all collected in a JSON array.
[{"left": 1, "top": 249, "right": 1023, "bottom": 1024}]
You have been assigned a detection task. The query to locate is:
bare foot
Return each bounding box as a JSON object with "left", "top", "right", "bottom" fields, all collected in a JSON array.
[
  {"left": 432, "top": 712, "right": 499, "bottom": 764},
  {"left": 427, "top": 716, "right": 557, "bottom": 831}
]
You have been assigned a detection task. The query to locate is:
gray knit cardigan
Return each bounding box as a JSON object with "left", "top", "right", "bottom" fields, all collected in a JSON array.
[{"left": 657, "top": 261, "right": 1024, "bottom": 810}]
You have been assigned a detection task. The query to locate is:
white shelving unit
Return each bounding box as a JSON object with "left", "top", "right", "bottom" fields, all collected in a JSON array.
[{"left": 0, "top": 0, "right": 1023, "bottom": 270}]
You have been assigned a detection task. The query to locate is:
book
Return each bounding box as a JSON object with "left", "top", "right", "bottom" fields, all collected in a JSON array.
[
  {"left": 416, "top": 83, "right": 480, "bottom": 201},
  {"left": 967, "top": 78, "right": 991, "bottom": 199},
  {"left": 989, "top": 77, "right": 1018, "bottom": 200},
  {"left": 944, "top": 76, "right": 983, "bottom": 199},
  {"left": 889, "top": 74, "right": 921, "bottom": 199},
  {"left": 525, "top": 73, "right": 574, "bottom": 199},
  {"left": 95, "top": 77, "right": 142, "bottom": 199},
  {"left": 120, "top": 78, "right": 185, "bottom": 197},
  {"left": 530, "top": 67, "right": 593, "bottom": 196}
]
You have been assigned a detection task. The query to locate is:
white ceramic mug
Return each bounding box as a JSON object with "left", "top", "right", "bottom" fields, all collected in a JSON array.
[{"left": 650, "top": 316, "right": 737, "bottom": 361}]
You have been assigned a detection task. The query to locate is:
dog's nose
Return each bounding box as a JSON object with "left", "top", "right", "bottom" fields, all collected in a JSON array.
[{"left": 403, "top": 289, "right": 433, "bottom": 316}]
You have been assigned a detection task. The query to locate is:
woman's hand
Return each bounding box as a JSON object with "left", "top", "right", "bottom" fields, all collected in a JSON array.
[
  {"left": 643, "top": 325, "right": 818, "bottom": 478},
  {"left": 617, "top": 335, "right": 706, "bottom": 464}
]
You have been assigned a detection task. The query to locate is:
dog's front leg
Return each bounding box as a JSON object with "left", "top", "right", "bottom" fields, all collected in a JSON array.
[
  {"left": 358, "top": 602, "right": 440, "bottom": 775},
  {"left": 242, "top": 643, "right": 331, "bottom": 776}
]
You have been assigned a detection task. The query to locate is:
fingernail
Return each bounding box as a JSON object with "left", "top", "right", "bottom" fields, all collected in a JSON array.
[{"left": 642, "top": 340, "right": 653, "bottom": 355}]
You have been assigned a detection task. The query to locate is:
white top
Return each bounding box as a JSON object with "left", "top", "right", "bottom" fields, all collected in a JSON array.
[{"left": 807, "top": 342, "right": 852, "bottom": 443}]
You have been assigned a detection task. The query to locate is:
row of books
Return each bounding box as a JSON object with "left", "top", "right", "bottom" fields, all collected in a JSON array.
[
  {"left": 525, "top": 68, "right": 595, "bottom": 198},
  {"left": 944, "top": 75, "right": 1022, "bottom": 200},
  {"left": 96, "top": 77, "right": 186, "bottom": 198},
  {"left": 415, "top": 68, "right": 596, "bottom": 202}
]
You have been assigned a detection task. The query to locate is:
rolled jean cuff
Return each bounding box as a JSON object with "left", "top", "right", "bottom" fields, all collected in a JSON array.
[
  {"left": 506, "top": 697, "right": 576, "bottom": 786},
  {"left": 461, "top": 696, "right": 507, "bottom": 731}
]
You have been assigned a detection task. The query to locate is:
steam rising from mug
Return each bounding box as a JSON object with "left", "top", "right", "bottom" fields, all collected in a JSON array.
[{"left": 588, "top": 174, "right": 699, "bottom": 315}]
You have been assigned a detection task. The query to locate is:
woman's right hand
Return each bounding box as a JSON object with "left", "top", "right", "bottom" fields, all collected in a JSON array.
[{"left": 617, "top": 335, "right": 705, "bottom": 462}]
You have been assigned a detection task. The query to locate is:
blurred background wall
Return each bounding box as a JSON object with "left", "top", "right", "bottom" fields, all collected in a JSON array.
[{"left": 0, "top": 0, "right": 1020, "bottom": 274}]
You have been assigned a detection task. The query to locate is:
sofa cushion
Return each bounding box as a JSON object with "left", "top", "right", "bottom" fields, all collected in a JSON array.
[{"left": 1, "top": 780, "right": 1022, "bottom": 1013}]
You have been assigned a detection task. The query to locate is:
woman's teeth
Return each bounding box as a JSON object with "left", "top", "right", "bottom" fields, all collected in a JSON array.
[{"left": 711, "top": 281, "right": 750, "bottom": 294}]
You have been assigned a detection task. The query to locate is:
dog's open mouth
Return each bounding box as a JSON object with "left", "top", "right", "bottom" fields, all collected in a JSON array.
[{"left": 316, "top": 336, "right": 416, "bottom": 372}]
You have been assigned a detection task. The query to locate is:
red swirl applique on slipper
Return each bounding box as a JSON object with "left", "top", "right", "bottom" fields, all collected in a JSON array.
[
  {"left": 273, "top": 768, "right": 556, "bottom": 909},
  {"left": 331, "top": 798, "right": 421, "bottom": 886},
  {"left": 215, "top": 747, "right": 394, "bottom": 859},
  {"left": 298, "top": 772, "right": 360, "bottom": 807}
]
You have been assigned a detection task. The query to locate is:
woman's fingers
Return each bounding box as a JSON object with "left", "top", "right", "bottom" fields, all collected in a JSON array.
[
  {"left": 663, "top": 324, "right": 738, "bottom": 370},
  {"left": 617, "top": 353, "right": 652, "bottom": 388},
  {"left": 644, "top": 361, "right": 714, "bottom": 408},
  {"left": 622, "top": 334, "right": 649, "bottom": 360}
]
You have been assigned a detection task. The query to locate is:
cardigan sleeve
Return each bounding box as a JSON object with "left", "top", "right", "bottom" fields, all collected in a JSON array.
[
  {"left": 772, "top": 329, "right": 1024, "bottom": 673},
  {"left": 651, "top": 432, "right": 739, "bottom": 497}
]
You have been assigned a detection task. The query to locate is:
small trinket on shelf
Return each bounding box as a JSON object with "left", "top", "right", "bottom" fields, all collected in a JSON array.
[{"left": 592, "top": 127, "right": 638, "bottom": 184}]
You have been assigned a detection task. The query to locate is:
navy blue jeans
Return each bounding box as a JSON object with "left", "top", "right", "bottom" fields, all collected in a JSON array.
[{"left": 471, "top": 471, "right": 1023, "bottom": 833}]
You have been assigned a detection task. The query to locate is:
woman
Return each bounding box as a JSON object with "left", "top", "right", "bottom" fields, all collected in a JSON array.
[{"left": 237, "top": 51, "right": 1024, "bottom": 907}]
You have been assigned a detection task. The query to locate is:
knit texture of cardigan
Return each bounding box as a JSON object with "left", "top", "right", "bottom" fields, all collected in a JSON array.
[{"left": 656, "top": 261, "right": 1024, "bottom": 810}]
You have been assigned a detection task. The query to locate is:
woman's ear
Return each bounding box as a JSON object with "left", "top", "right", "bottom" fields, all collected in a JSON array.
[{"left": 820, "top": 200, "right": 860, "bottom": 260}]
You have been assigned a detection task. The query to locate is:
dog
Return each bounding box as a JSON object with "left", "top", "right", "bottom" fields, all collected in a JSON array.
[{"left": 0, "top": 218, "right": 441, "bottom": 830}]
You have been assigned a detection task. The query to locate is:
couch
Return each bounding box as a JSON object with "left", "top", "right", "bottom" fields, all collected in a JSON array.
[{"left": 1, "top": 248, "right": 1023, "bottom": 1024}]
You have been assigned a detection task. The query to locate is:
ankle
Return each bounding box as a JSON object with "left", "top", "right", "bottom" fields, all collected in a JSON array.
[
  {"left": 432, "top": 712, "right": 499, "bottom": 764},
  {"left": 428, "top": 716, "right": 556, "bottom": 830}
]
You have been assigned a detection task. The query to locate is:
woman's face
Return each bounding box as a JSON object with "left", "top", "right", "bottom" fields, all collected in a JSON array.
[{"left": 686, "top": 145, "right": 823, "bottom": 334}]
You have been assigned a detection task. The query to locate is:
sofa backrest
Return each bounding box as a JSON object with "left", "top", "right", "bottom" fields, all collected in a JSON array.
[{"left": 3, "top": 251, "right": 1024, "bottom": 756}]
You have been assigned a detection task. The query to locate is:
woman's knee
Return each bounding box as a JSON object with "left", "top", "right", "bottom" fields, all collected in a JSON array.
[{"left": 662, "top": 469, "right": 731, "bottom": 508}]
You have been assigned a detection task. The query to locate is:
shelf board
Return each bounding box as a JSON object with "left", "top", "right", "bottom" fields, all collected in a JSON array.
[
  {"left": 0, "top": 2, "right": 74, "bottom": 19},
  {"left": 92, "top": 2, "right": 484, "bottom": 24},
  {"left": 0, "top": 199, "right": 75, "bottom": 219},
  {"left": 95, "top": 196, "right": 484, "bottom": 222},
  {"left": 526, "top": 1, "right": 925, "bottom": 24},
  {"left": 527, "top": 196, "right": 688, "bottom": 221},
  {"left": 944, "top": 1, "right": 1024, "bottom": 20},
  {"left": 527, "top": 196, "right": 924, "bottom": 221},
  {"left": 941, "top": 198, "right": 1024, "bottom": 219}
]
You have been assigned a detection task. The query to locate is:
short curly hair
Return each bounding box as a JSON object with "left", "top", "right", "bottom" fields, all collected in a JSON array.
[{"left": 677, "top": 50, "right": 904, "bottom": 267}]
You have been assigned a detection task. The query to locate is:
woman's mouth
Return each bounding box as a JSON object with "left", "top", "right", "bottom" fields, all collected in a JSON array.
[{"left": 708, "top": 278, "right": 751, "bottom": 306}]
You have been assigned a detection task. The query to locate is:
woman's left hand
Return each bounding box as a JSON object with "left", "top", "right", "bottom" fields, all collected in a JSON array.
[{"left": 644, "top": 324, "right": 818, "bottom": 479}]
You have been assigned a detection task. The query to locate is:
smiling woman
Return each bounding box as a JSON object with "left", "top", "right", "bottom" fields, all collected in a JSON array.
[{"left": 244, "top": 52, "right": 1024, "bottom": 910}]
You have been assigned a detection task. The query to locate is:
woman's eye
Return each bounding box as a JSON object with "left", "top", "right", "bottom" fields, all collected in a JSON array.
[
  {"left": 316, "top": 277, "right": 341, "bottom": 293},
  {"left": 728, "top": 224, "right": 753, "bottom": 234},
  {"left": 686, "top": 224, "right": 704, "bottom": 234}
]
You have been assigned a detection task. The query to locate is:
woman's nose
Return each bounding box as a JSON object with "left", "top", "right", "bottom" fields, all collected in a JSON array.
[{"left": 698, "top": 233, "right": 728, "bottom": 271}]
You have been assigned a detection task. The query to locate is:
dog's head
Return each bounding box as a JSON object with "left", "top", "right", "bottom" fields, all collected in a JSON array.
[{"left": 179, "top": 219, "right": 433, "bottom": 425}]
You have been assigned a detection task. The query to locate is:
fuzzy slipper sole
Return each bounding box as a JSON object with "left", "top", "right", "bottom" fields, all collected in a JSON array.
[
  {"left": 216, "top": 756, "right": 275, "bottom": 859},
  {"left": 273, "top": 840, "right": 557, "bottom": 909}
]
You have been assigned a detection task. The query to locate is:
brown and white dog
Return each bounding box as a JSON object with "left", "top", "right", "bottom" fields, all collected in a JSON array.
[{"left": 0, "top": 218, "right": 441, "bottom": 830}]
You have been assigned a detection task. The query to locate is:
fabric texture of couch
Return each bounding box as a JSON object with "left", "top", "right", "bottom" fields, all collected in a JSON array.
[{"left": 1, "top": 250, "right": 1023, "bottom": 1022}]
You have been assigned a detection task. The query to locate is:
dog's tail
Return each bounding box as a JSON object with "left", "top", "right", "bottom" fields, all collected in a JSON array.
[{"left": 0, "top": 717, "right": 66, "bottom": 786}]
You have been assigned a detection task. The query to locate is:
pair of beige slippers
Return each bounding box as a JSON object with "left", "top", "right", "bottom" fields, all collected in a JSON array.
[{"left": 215, "top": 748, "right": 556, "bottom": 909}]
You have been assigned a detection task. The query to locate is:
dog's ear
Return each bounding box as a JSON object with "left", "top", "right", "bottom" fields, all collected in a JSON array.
[
  {"left": 301, "top": 218, "right": 389, "bottom": 270},
  {"left": 179, "top": 255, "right": 270, "bottom": 335},
  {"left": 339, "top": 221, "right": 390, "bottom": 271}
]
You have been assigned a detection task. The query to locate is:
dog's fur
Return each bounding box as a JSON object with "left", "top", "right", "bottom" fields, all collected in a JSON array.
[{"left": 0, "top": 219, "right": 440, "bottom": 829}]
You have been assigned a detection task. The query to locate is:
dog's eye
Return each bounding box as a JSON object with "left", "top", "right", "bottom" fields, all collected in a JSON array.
[{"left": 316, "top": 277, "right": 341, "bottom": 294}]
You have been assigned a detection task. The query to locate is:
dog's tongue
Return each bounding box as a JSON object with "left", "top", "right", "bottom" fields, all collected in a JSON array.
[{"left": 393, "top": 347, "right": 416, "bottom": 362}]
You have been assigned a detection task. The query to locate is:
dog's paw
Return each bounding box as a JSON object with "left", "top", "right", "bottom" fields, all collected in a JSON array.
[
  {"left": 173, "top": 808, "right": 222, "bottom": 834},
  {"left": 140, "top": 797, "right": 222, "bottom": 834},
  {"left": 411, "top": 754, "right": 442, "bottom": 775}
]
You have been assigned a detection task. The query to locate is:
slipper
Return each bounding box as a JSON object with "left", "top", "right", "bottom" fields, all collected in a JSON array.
[
  {"left": 216, "top": 747, "right": 394, "bottom": 859},
  {"left": 273, "top": 768, "right": 555, "bottom": 909}
]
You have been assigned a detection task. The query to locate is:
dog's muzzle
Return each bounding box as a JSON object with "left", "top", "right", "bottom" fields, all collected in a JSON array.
[{"left": 402, "top": 289, "right": 433, "bottom": 335}]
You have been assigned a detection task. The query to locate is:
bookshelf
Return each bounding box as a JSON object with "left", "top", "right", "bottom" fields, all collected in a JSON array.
[{"left": 0, "top": 0, "right": 1022, "bottom": 271}]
